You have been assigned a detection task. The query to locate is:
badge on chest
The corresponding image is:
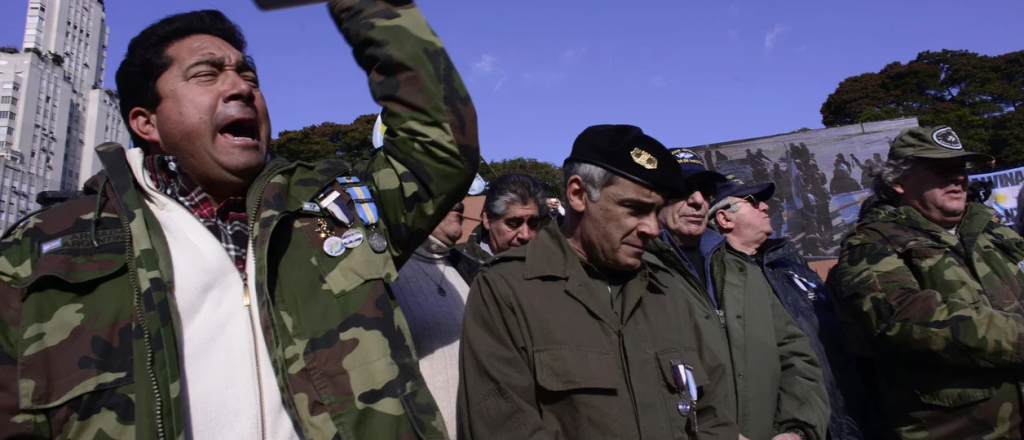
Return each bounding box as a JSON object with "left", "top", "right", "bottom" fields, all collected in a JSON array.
[{"left": 310, "top": 176, "right": 389, "bottom": 257}]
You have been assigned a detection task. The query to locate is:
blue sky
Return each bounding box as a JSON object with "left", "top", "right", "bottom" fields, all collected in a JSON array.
[{"left": 2, "top": 0, "right": 1021, "bottom": 164}]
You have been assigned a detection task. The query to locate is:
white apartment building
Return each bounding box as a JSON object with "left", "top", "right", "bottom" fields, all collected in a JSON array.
[{"left": 0, "top": 0, "right": 129, "bottom": 231}]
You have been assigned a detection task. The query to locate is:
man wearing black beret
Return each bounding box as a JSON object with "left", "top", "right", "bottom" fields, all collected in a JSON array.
[{"left": 457, "top": 125, "right": 739, "bottom": 439}]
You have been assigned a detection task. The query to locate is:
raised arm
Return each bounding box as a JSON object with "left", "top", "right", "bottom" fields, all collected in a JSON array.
[{"left": 330, "top": 0, "right": 480, "bottom": 267}]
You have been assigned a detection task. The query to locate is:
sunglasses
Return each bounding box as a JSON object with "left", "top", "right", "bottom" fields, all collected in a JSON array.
[
  {"left": 739, "top": 195, "right": 760, "bottom": 207},
  {"left": 503, "top": 215, "right": 542, "bottom": 231}
]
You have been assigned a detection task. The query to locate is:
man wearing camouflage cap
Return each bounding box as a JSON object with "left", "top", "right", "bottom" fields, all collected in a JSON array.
[
  {"left": 648, "top": 151, "right": 828, "bottom": 440},
  {"left": 830, "top": 125, "right": 1024, "bottom": 439},
  {"left": 458, "top": 125, "right": 737, "bottom": 439}
]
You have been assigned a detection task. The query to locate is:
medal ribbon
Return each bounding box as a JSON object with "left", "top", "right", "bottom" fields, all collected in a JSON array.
[{"left": 337, "top": 176, "right": 379, "bottom": 226}]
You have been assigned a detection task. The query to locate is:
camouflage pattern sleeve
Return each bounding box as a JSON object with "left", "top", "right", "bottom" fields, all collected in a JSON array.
[
  {"left": 328, "top": 0, "right": 480, "bottom": 267},
  {"left": 834, "top": 228, "right": 1024, "bottom": 368}
]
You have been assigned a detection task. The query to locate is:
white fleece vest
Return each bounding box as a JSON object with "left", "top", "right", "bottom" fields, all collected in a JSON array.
[{"left": 127, "top": 149, "right": 299, "bottom": 440}]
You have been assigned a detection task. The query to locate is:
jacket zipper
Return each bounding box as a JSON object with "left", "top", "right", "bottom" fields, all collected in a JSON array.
[
  {"left": 242, "top": 272, "right": 268, "bottom": 440},
  {"left": 123, "top": 204, "right": 166, "bottom": 440},
  {"left": 243, "top": 175, "right": 273, "bottom": 440}
]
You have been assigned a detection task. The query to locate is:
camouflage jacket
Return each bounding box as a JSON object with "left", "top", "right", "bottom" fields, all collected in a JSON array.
[
  {"left": 830, "top": 202, "right": 1024, "bottom": 440},
  {"left": 0, "top": 1, "right": 479, "bottom": 439}
]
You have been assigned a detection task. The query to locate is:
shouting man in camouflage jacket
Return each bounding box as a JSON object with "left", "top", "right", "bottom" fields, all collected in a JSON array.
[
  {"left": 831, "top": 125, "right": 1023, "bottom": 439},
  {"left": 0, "top": 1, "right": 478, "bottom": 439}
]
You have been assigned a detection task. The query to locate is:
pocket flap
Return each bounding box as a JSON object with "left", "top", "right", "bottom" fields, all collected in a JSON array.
[
  {"left": 534, "top": 347, "right": 617, "bottom": 392},
  {"left": 655, "top": 347, "right": 709, "bottom": 394},
  {"left": 12, "top": 230, "right": 127, "bottom": 289}
]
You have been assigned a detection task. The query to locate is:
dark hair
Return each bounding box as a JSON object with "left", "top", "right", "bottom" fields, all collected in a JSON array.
[
  {"left": 115, "top": 10, "right": 249, "bottom": 150},
  {"left": 484, "top": 174, "right": 549, "bottom": 219}
]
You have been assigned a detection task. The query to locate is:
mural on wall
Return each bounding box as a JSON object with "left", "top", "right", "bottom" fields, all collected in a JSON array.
[{"left": 688, "top": 118, "right": 919, "bottom": 259}]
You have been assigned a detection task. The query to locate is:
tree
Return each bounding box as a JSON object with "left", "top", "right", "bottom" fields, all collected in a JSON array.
[
  {"left": 483, "top": 157, "right": 564, "bottom": 199},
  {"left": 0, "top": 46, "right": 17, "bottom": 54},
  {"left": 271, "top": 114, "right": 376, "bottom": 164},
  {"left": 821, "top": 49, "right": 1023, "bottom": 167}
]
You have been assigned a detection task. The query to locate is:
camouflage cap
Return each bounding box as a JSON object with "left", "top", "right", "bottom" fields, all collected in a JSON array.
[{"left": 888, "top": 125, "right": 993, "bottom": 163}]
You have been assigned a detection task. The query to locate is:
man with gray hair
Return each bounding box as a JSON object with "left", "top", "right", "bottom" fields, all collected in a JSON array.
[
  {"left": 458, "top": 173, "right": 547, "bottom": 263},
  {"left": 458, "top": 125, "right": 738, "bottom": 439},
  {"left": 648, "top": 153, "right": 828, "bottom": 440},
  {"left": 830, "top": 125, "right": 1024, "bottom": 439}
]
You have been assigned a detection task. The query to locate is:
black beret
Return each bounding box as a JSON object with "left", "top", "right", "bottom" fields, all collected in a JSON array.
[{"left": 563, "top": 125, "right": 687, "bottom": 197}]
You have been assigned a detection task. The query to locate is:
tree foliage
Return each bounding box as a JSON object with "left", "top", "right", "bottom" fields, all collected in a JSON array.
[
  {"left": 271, "top": 115, "right": 566, "bottom": 198},
  {"left": 484, "top": 157, "right": 565, "bottom": 199},
  {"left": 271, "top": 114, "right": 377, "bottom": 164},
  {"left": 821, "top": 49, "right": 1024, "bottom": 167}
]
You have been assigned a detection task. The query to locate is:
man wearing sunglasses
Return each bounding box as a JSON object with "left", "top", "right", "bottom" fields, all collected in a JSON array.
[
  {"left": 709, "top": 177, "right": 876, "bottom": 440},
  {"left": 458, "top": 173, "right": 547, "bottom": 263},
  {"left": 830, "top": 126, "right": 1024, "bottom": 439},
  {"left": 648, "top": 150, "right": 828, "bottom": 440}
]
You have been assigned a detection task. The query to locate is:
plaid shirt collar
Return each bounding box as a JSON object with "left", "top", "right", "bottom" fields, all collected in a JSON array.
[{"left": 144, "top": 155, "right": 250, "bottom": 273}]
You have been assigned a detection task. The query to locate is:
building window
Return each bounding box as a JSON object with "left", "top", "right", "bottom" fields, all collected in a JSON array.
[
  {"left": 0, "top": 111, "right": 14, "bottom": 121},
  {"left": 1, "top": 96, "right": 17, "bottom": 105},
  {"left": 5, "top": 127, "right": 13, "bottom": 135},
  {"left": 1, "top": 82, "right": 19, "bottom": 91}
]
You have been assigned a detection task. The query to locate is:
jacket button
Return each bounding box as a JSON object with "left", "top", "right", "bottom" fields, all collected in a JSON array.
[
  {"left": 704, "top": 315, "right": 711, "bottom": 320},
  {"left": 739, "top": 266, "right": 745, "bottom": 273},
  {"left": 738, "top": 373, "right": 745, "bottom": 379}
]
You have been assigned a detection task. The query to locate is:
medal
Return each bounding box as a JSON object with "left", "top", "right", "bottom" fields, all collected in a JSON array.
[
  {"left": 341, "top": 229, "right": 364, "bottom": 249},
  {"left": 368, "top": 228, "right": 388, "bottom": 253},
  {"left": 315, "top": 218, "right": 333, "bottom": 239},
  {"left": 323, "top": 236, "right": 345, "bottom": 257}
]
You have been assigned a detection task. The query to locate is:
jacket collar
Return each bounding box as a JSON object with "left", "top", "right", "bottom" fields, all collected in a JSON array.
[
  {"left": 524, "top": 220, "right": 576, "bottom": 280},
  {"left": 860, "top": 203, "right": 992, "bottom": 250},
  {"left": 525, "top": 220, "right": 662, "bottom": 327},
  {"left": 759, "top": 238, "right": 795, "bottom": 265},
  {"left": 93, "top": 143, "right": 291, "bottom": 213},
  {"left": 699, "top": 228, "right": 727, "bottom": 258}
]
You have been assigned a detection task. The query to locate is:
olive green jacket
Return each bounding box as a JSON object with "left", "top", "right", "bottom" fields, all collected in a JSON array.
[
  {"left": 647, "top": 230, "right": 829, "bottom": 440},
  {"left": 458, "top": 221, "right": 739, "bottom": 440}
]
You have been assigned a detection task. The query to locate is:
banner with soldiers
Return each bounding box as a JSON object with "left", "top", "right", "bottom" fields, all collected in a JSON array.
[{"left": 686, "top": 117, "right": 919, "bottom": 259}]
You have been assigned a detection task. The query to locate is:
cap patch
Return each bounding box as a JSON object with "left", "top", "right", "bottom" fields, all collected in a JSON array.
[
  {"left": 724, "top": 174, "right": 745, "bottom": 184},
  {"left": 631, "top": 148, "right": 658, "bottom": 169},
  {"left": 932, "top": 127, "right": 962, "bottom": 150},
  {"left": 671, "top": 148, "right": 705, "bottom": 166}
]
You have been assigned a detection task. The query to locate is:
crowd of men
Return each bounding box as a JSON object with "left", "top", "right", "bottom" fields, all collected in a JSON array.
[{"left": 1, "top": 0, "right": 1022, "bottom": 439}]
